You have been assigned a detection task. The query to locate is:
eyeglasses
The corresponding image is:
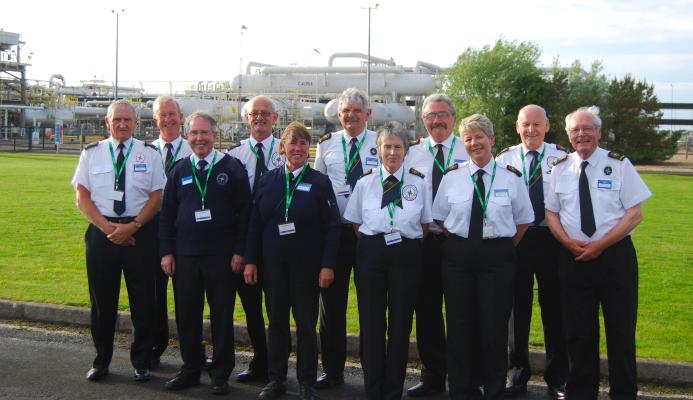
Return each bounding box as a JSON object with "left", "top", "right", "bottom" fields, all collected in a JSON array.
[
  {"left": 423, "top": 111, "right": 452, "bottom": 121},
  {"left": 568, "top": 126, "right": 596, "bottom": 135},
  {"left": 248, "top": 111, "right": 273, "bottom": 118}
]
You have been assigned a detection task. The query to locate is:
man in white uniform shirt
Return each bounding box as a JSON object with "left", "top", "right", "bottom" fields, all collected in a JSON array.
[
  {"left": 404, "top": 94, "right": 468, "bottom": 397},
  {"left": 313, "top": 87, "right": 379, "bottom": 389}
]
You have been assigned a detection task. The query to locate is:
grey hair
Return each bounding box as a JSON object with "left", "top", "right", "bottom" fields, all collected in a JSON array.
[
  {"left": 376, "top": 121, "right": 410, "bottom": 153},
  {"left": 517, "top": 104, "right": 548, "bottom": 121},
  {"left": 459, "top": 114, "right": 494, "bottom": 137},
  {"left": 106, "top": 99, "right": 137, "bottom": 120},
  {"left": 338, "top": 87, "right": 369, "bottom": 111},
  {"left": 185, "top": 111, "right": 217, "bottom": 133},
  {"left": 152, "top": 95, "right": 181, "bottom": 115},
  {"left": 565, "top": 106, "right": 602, "bottom": 132},
  {"left": 242, "top": 95, "right": 277, "bottom": 120},
  {"left": 422, "top": 93, "right": 456, "bottom": 116}
]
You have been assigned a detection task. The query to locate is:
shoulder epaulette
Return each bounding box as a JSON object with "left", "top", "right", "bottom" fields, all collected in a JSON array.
[
  {"left": 358, "top": 169, "right": 373, "bottom": 179},
  {"left": 144, "top": 142, "right": 158, "bottom": 150},
  {"left": 555, "top": 144, "right": 569, "bottom": 153},
  {"left": 227, "top": 142, "right": 240, "bottom": 151},
  {"left": 608, "top": 151, "right": 625, "bottom": 161},
  {"left": 443, "top": 163, "right": 459, "bottom": 174},
  {"left": 318, "top": 133, "right": 332, "bottom": 144},
  {"left": 553, "top": 155, "right": 569, "bottom": 166},
  {"left": 506, "top": 165, "right": 522, "bottom": 177},
  {"left": 409, "top": 138, "right": 421, "bottom": 146},
  {"left": 496, "top": 147, "right": 510, "bottom": 157},
  {"left": 409, "top": 168, "right": 425, "bottom": 179},
  {"left": 85, "top": 141, "right": 99, "bottom": 150}
]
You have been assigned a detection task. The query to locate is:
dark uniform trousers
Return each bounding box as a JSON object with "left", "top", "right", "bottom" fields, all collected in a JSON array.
[
  {"left": 414, "top": 232, "right": 447, "bottom": 386},
  {"left": 443, "top": 236, "right": 516, "bottom": 400},
  {"left": 150, "top": 213, "right": 171, "bottom": 359},
  {"left": 174, "top": 254, "right": 237, "bottom": 382},
  {"left": 232, "top": 269, "right": 269, "bottom": 373},
  {"left": 508, "top": 227, "right": 568, "bottom": 387},
  {"left": 559, "top": 237, "right": 638, "bottom": 400},
  {"left": 85, "top": 218, "right": 155, "bottom": 370},
  {"left": 356, "top": 234, "right": 422, "bottom": 400},
  {"left": 264, "top": 260, "right": 321, "bottom": 384},
  {"left": 319, "top": 223, "right": 357, "bottom": 376}
]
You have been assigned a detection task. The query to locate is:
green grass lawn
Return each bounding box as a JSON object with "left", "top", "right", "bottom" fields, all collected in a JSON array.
[{"left": 0, "top": 152, "right": 690, "bottom": 362}]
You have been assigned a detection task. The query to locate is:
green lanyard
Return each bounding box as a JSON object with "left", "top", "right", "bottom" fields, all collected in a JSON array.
[
  {"left": 108, "top": 140, "right": 134, "bottom": 190},
  {"left": 341, "top": 133, "right": 366, "bottom": 182},
  {"left": 378, "top": 166, "right": 405, "bottom": 230},
  {"left": 519, "top": 145, "right": 546, "bottom": 187},
  {"left": 284, "top": 164, "right": 308, "bottom": 222},
  {"left": 248, "top": 137, "right": 275, "bottom": 169},
  {"left": 192, "top": 152, "right": 217, "bottom": 209},
  {"left": 157, "top": 140, "right": 183, "bottom": 172},
  {"left": 427, "top": 136, "right": 457, "bottom": 173},
  {"left": 471, "top": 161, "right": 497, "bottom": 220}
]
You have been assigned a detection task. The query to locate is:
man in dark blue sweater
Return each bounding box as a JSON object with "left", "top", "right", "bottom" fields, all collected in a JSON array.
[{"left": 159, "top": 111, "right": 251, "bottom": 395}]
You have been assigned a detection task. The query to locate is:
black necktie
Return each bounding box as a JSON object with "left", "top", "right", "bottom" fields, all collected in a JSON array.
[
  {"left": 113, "top": 143, "right": 126, "bottom": 215},
  {"left": 469, "top": 169, "right": 485, "bottom": 243},
  {"left": 346, "top": 137, "right": 363, "bottom": 189},
  {"left": 579, "top": 161, "right": 596, "bottom": 237},
  {"left": 196, "top": 159, "right": 208, "bottom": 184},
  {"left": 254, "top": 143, "right": 267, "bottom": 189},
  {"left": 164, "top": 142, "right": 173, "bottom": 170},
  {"left": 528, "top": 150, "right": 545, "bottom": 225},
  {"left": 381, "top": 175, "right": 402, "bottom": 209},
  {"left": 432, "top": 143, "right": 445, "bottom": 200}
]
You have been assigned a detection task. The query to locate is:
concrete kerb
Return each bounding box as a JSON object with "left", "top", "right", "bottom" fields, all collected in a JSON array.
[{"left": 1, "top": 299, "right": 691, "bottom": 387}]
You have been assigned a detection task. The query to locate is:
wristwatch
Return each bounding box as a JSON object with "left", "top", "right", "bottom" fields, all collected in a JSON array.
[{"left": 132, "top": 219, "right": 143, "bottom": 230}]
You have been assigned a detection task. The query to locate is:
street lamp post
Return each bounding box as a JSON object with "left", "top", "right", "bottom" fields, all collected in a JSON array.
[
  {"left": 363, "top": 4, "right": 379, "bottom": 102},
  {"left": 237, "top": 25, "right": 247, "bottom": 140},
  {"left": 112, "top": 9, "right": 125, "bottom": 100}
]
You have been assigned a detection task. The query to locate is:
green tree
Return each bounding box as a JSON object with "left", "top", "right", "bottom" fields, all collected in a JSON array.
[
  {"left": 601, "top": 75, "right": 678, "bottom": 162},
  {"left": 444, "top": 38, "right": 547, "bottom": 151}
]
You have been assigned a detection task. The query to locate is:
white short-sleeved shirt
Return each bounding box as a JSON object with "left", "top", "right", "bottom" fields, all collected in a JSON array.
[
  {"left": 314, "top": 129, "right": 380, "bottom": 221},
  {"left": 344, "top": 164, "right": 432, "bottom": 239},
  {"left": 152, "top": 136, "right": 193, "bottom": 172},
  {"left": 545, "top": 147, "right": 652, "bottom": 242},
  {"left": 405, "top": 134, "right": 469, "bottom": 233},
  {"left": 71, "top": 136, "right": 166, "bottom": 218},
  {"left": 495, "top": 142, "right": 568, "bottom": 227},
  {"left": 432, "top": 158, "right": 534, "bottom": 238},
  {"left": 227, "top": 135, "right": 284, "bottom": 191}
]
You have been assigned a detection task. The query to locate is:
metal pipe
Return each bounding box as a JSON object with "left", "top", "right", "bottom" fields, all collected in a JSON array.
[
  {"left": 259, "top": 66, "right": 404, "bottom": 74},
  {"left": 328, "top": 52, "right": 392, "bottom": 67}
]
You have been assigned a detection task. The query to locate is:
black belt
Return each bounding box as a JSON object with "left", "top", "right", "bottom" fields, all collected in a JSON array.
[
  {"left": 527, "top": 225, "right": 549, "bottom": 231},
  {"left": 105, "top": 216, "right": 135, "bottom": 224}
]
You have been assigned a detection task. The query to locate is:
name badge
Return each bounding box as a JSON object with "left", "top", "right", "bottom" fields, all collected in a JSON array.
[
  {"left": 278, "top": 222, "right": 296, "bottom": 236},
  {"left": 384, "top": 231, "right": 402, "bottom": 245},
  {"left": 107, "top": 190, "right": 124, "bottom": 201},
  {"left": 482, "top": 221, "right": 494, "bottom": 238},
  {"left": 335, "top": 185, "right": 351, "bottom": 196},
  {"left": 133, "top": 163, "right": 147, "bottom": 172},
  {"left": 181, "top": 176, "right": 193, "bottom": 186},
  {"left": 597, "top": 179, "right": 612, "bottom": 189},
  {"left": 365, "top": 157, "right": 379, "bottom": 166},
  {"left": 195, "top": 209, "right": 212, "bottom": 222},
  {"left": 494, "top": 189, "right": 508, "bottom": 197},
  {"left": 296, "top": 182, "right": 312, "bottom": 192},
  {"left": 454, "top": 159, "right": 466, "bottom": 164}
]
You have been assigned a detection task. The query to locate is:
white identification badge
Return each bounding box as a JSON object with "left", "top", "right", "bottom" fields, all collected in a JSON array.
[
  {"left": 278, "top": 222, "right": 296, "bottom": 235},
  {"left": 195, "top": 209, "right": 212, "bottom": 222},
  {"left": 384, "top": 231, "right": 402, "bottom": 245},
  {"left": 365, "top": 157, "right": 379, "bottom": 166},
  {"left": 482, "top": 221, "right": 494, "bottom": 238},
  {"left": 107, "top": 190, "right": 124, "bottom": 201},
  {"left": 296, "top": 182, "right": 312, "bottom": 192},
  {"left": 597, "top": 179, "right": 612, "bottom": 189},
  {"left": 494, "top": 189, "right": 509, "bottom": 197},
  {"left": 133, "top": 163, "right": 147, "bottom": 172},
  {"left": 335, "top": 185, "right": 351, "bottom": 196}
]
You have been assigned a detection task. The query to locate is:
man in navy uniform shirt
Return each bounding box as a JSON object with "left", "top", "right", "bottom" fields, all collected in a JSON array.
[{"left": 159, "top": 111, "right": 251, "bottom": 395}]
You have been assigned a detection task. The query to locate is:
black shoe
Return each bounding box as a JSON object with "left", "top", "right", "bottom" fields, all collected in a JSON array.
[
  {"left": 258, "top": 381, "right": 286, "bottom": 400},
  {"left": 86, "top": 367, "right": 109, "bottom": 381},
  {"left": 407, "top": 381, "right": 445, "bottom": 397},
  {"left": 150, "top": 356, "right": 161, "bottom": 369},
  {"left": 211, "top": 381, "right": 231, "bottom": 395},
  {"left": 237, "top": 368, "right": 269, "bottom": 383},
  {"left": 299, "top": 383, "right": 316, "bottom": 400},
  {"left": 134, "top": 368, "right": 151, "bottom": 382},
  {"left": 165, "top": 372, "right": 201, "bottom": 391},
  {"left": 504, "top": 382, "right": 527, "bottom": 397},
  {"left": 547, "top": 384, "right": 566, "bottom": 399},
  {"left": 314, "top": 373, "right": 344, "bottom": 389},
  {"left": 202, "top": 357, "right": 213, "bottom": 372}
]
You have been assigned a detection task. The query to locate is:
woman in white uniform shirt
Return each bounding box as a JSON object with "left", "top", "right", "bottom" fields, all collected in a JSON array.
[
  {"left": 344, "top": 121, "right": 432, "bottom": 400},
  {"left": 432, "top": 114, "right": 533, "bottom": 400}
]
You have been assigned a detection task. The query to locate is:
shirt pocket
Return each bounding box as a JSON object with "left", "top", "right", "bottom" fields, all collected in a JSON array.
[
  {"left": 89, "top": 164, "right": 113, "bottom": 189},
  {"left": 448, "top": 193, "right": 472, "bottom": 227},
  {"left": 130, "top": 162, "right": 152, "bottom": 189},
  {"left": 593, "top": 178, "right": 622, "bottom": 215}
]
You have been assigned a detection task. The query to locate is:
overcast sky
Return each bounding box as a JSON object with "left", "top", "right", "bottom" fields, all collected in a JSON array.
[{"left": 3, "top": 0, "right": 693, "bottom": 111}]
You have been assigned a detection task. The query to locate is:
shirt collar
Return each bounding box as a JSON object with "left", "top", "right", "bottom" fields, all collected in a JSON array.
[
  {"left": 429, "top": 133, "right": 455, "bottom": 149},
  {"left": 579, "top": 147, "right": 603, "bottom": 167},
  {"left": 469, "top": 156, "right": 495, "bottom": 176},
  {"left": 285, "top": 163, "right": 308, "bottom": 178},
  {"left": 190, "top": 149, "right": 218, "bottom": 167},
  {"left": 162, "top": 135, "right": 183, "bottom": 149},
  {"left": 521, "top": 142, "right": 545, "bottom": 157},
  {"left": 342, "top": 129, "right": 366, "bottom": 143},
  {"left": 109, "top": 136, "right": 132, "bottom": 149},
  {"left": 380, "top": 164, "right": 405, "bottom": 180},
  {"left": 250, "top": 134, "right": 275, "bottom": 150}
]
